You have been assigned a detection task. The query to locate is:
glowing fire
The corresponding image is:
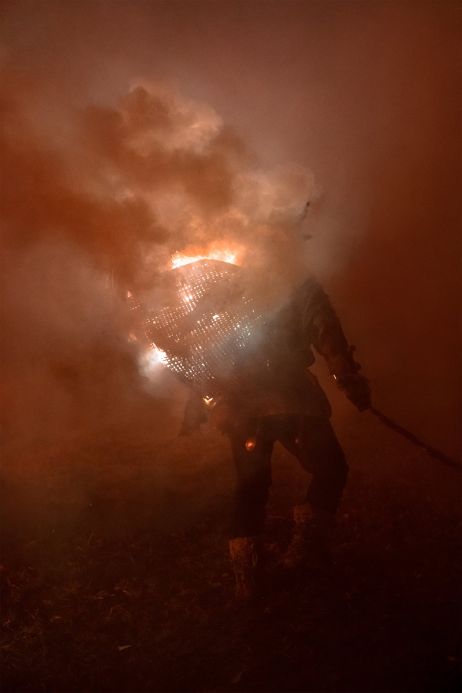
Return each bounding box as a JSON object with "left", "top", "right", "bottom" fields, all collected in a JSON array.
[
  {"left": 139, "top": 345, "right": 168, "bottom": 377},
  {"left": 147, "top": 345, "right": 168, "bottom": 365},
  {"left": 245, "top": 438, "right": 257, "bottom": 452},
  {"left": 171, "top": 246, "right": 242, "bottom": 269}
]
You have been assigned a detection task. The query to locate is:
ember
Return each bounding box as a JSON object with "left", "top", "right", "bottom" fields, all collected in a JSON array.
[{"left": 245, "top": 438, "right": 257, "bottom": 451}]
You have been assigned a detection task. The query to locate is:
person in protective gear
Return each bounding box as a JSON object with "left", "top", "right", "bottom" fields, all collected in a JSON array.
[{"left": 181, "top": 277, "right": 371, "bottom": 600}]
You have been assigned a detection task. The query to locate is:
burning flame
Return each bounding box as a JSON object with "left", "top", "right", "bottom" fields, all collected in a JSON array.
[{"left": 171, "top": 246, "right": 242, "bottom": 269}]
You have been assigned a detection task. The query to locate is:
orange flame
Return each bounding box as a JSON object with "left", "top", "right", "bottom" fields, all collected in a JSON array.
[{"left": 171, "top": 245, "right": 243, "bottom": 269}]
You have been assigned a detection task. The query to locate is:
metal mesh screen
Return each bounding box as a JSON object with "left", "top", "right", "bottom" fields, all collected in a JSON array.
[{"left": 142, "top": 260, "right": 262, "bottom": 389}]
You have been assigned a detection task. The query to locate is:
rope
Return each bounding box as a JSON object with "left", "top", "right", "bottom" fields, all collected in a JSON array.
[{"left": 370, "top": 407, "right": 461, "bottom": 473}]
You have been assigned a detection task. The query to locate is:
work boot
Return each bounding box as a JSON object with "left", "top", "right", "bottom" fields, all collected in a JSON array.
[
  {"left": 229, "top": 536, "right": 259, "bottom": 601},
  {"left": 282, "top": 504, "right": 334, "bottom": 571}
]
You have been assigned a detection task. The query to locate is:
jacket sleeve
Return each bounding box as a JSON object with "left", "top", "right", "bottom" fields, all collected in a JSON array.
[{"left": 302, "top": 282, "right": 371, "bottom": 411}]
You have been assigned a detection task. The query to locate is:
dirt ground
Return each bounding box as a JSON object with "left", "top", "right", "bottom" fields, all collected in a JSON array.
[{"left": 1, "top": 406, "right": 461, "bottom": 693}]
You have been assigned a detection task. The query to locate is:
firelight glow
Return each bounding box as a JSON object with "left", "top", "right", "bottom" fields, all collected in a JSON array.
[
  {"left": 140, "top": 345, "right": 168, "bottom": 376},
  {"left": 171, "top": 247, "right": 241, "bottom": 268},
  {"left": 149, "top": 345, "right": 168, "bottom": 365}
]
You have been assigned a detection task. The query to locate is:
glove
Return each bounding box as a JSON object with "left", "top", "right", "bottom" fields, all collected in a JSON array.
[{"left": 334, "top": 373, "right": 371, "bottom": 412}]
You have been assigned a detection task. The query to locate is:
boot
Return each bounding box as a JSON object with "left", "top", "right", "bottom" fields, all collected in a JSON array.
[
  {"left": 229, "top": 536, "right": 259, "bottom": 601},
  {"left": 282, "top": 504, "right": 334, "bottom": 570}
]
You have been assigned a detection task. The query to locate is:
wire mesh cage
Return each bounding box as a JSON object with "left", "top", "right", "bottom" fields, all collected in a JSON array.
[{"left": 141, "top": 259, "right": 263, "bottom": 390}]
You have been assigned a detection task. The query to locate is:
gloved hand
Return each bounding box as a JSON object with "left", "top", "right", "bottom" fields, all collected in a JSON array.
[{"left": 334, "top": 373, "right": 371, "bottom": 411}]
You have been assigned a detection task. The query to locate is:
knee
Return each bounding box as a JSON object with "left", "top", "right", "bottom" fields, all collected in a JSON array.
[{"left": 235, "top": 471, "right": 270, "bottom": 507}]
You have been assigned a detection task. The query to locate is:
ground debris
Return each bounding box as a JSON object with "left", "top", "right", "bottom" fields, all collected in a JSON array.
[{"left": 1, "top": 438, "right": 461, "bottom": 692}]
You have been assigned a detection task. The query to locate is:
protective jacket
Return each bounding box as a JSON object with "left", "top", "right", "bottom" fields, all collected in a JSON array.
[{"left": 181, "top": 277, "right": 370, "bottom": 434}]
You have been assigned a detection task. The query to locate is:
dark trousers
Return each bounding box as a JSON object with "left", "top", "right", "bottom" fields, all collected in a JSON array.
[{"left": 229, "top": 415, "right": 348, "bottom": 538}]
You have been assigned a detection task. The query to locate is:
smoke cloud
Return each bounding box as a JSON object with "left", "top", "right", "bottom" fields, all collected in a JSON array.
[
  {"left": 1, "top": 62, "right": 320, "bottom": 465},
  {"left": 0, "top": 0, "right": 460, "bottom": 530}
]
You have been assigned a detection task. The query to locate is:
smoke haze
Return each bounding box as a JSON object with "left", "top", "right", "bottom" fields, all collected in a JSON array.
[{"left": 1, "top": 0, "right": 460, "bottom": 528}]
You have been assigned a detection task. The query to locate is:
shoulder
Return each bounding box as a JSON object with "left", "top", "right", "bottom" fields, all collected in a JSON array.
[
  {"left": 294, "top": 276, "right": 325, "bottom": 307},
  {"left": 294, "top": 277, "right": 339, "bottom": 331}
]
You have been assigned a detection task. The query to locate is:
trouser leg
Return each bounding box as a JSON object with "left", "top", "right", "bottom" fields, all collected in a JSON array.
[
  {"left": 296, "top": 417, "right": 348, "bottom": 514},
  {"left": 280, "top": 416, "right": 348, "bottom": 568},
  {"left": 229, "top": 426, "right": 273, "bottom": 538},
  {"left": 227, "top": 425, "right": 273, "bottom": 599}
]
